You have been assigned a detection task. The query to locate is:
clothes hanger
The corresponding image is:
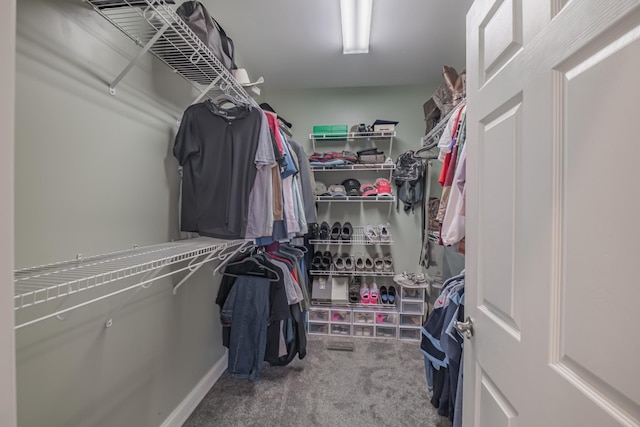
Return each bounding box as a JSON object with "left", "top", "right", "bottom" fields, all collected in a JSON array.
[{"left": 223, "top": 256, "right": 280, "bottom": 282}]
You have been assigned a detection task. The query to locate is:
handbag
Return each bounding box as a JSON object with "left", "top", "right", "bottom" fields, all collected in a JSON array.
[{"left": 175, "top": 1, "right": 237, "bottom": 72}]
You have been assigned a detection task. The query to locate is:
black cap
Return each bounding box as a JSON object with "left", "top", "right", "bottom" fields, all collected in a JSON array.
[{"left": 341, "top": 178, "right": 361, "bottom": 196}]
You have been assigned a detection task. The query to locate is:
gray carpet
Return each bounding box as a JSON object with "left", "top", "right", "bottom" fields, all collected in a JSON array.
[{"left": 183, "top": 336, "right": 452, "bottom": 427}]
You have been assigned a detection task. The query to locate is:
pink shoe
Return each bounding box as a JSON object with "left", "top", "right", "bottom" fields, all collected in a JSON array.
[
  {"left": 360, "top": 282, "right": 370, "bottom": 304},
  {"left": 369, "top": 282, "right": 379, "bottom": 304}
]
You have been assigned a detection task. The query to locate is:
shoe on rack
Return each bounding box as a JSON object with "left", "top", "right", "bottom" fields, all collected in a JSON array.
[
  {"left": 341, "top": 222, "right": 353, "bottom": 240},
  {"left": 369, "top": 282, "right": 379, "bottom": 304},
  {"left": 333, "top": 253, "right": 345, "bottom": 271},
  {"left": 331, "top": 222, "right": 342, "bottom": 240},
  {"left": 388, "top": 286, "right": 397, "bottom": 305},
  {"left": 355, "top": 255, "right": 365, "bottom": 271},
  {"left": 383, "top": 254, "right": 393, "bottom": 272},
  {"left": 393, "top": 272, "right": 428, "bottom": 288},
  {"left": 349, "top": 277, "right": 361, "bottom": 303},
  {"left": 343, "top": 254, "right": 355, "bottom": 271},
  {"left": 378, "top": 224, "right": 390, "bottom": 242},
  {"left": 311, "top": 251, "right": 323, "bottom": 271},
  {"left": 360, "top": 282, "right": 370, "bottom": 304},
  {"left": 319, "top": 221, "right": 330, "bottom": 240},
  {"left": 379, "top": 285, "right": 389, "bottom": 304},
  {"left": 364, "top": 256, "right": 374, "bottom": 272},
  {"left": 373, "top": 256, "right": 384, "bottom": 272},
  {"left": 321, "top": 251, "right": 333, "bottom": 271},
  {"left": 364, "top": 224, "right": 378, "bottom": 243}
]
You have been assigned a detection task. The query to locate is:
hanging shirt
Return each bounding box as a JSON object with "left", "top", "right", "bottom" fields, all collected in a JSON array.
[
  {"left": 173, "top": 101, "right": 261, "bottom": 239},
  {"left": 246, "top": 110, "right": 277, "bottom": 239},
  {"left": 441, "top": 142, "right": 467, "bottom": 246}
]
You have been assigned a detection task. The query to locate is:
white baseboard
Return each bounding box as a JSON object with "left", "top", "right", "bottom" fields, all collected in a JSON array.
[{"left": 160, "top": 351, "right": 228, "bottom": 427}]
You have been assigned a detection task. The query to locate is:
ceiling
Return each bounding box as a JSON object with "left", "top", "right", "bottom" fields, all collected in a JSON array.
[{"left": 204, "top": 0, "right": 474, "bottom": 91}]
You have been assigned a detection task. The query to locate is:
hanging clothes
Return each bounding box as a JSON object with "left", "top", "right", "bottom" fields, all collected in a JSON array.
[
  {"left": 421, "top": 272, "right": 465, "bottom": 424},
  {"left": 173, "top": 99, "right": 263, "bottom": 239}
]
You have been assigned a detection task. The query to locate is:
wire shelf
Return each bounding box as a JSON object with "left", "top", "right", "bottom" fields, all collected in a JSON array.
[
  {"left": 310, "top": 226, "right": 393, "bottom": 246},
  {"left": 85, "top": 0, "right": 254, "bottom": 104},
  {"left": 14, "top": 237, "right": 246, "bottom": 327},
  {"left": 309, "top": 270, "right": 395, "bottom": 277},
  {"left": 316, "top": 195, "right": 396, "bottom": 203},
  {"left": 310, "top": 131, "right": 396, "bottom": 141},
  {"left": 310, "top": 163, "right": 395, "bottom": 171},
  {"left": 311, "top": 301, "right": 398, "bottom": 310}
]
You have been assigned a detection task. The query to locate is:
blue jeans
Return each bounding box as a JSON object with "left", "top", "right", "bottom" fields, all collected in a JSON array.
[{"left": 221, "top": 275, "right": 271, "bottom": 380}]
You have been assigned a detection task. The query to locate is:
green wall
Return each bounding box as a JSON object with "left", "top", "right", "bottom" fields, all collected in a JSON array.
[
  {"left": 15, "top": 1, "right": 226, "bottom": 426},
  {"left": 263, "top": 86, "right": 441, "bottom": 277}
]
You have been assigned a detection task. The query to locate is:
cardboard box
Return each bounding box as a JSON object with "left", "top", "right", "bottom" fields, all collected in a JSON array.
[{"left": 374, "top": 123, "right": 396, "bottom": 132}]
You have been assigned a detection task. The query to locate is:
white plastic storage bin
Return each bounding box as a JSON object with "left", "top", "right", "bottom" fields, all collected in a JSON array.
[
  {"left": 375, "top": 325, "right": 397, "bottom": 339},
  {"left": 353, "top": 325, "right": 375, "bottom": 337},
  {"left": 398, "top": 327, "right": 421, "bottom": 341},
  {"left": 330, "top": 324, "right": 351, "bottom": 336},
  {"left": 401, "top": 301, "right": 425, "bottom": 315},
  {"left": 400, "top": 314, "right": 423, "bottom": 327},
  {"left": 400, "top": 287, "right": 425, "bottom": 302},
  {"left": 309, "top": 308, "right": 330, "bottom": 322},
  {"left": 308, "top": 322, "right": 329, "bottom": 335},
  {"left": 352, "top": 310, "right": 375, "bottom": 324},
  {"left": 330, "top": 309, "right": 351, "bottom": 324}
]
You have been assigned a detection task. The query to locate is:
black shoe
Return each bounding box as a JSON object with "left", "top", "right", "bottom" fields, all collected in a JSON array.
[
  {"left": 322, "top": 251, "right": 333, "bottom": 271},
  {"left": 319, "top": 221, "right": 330, "bottom": 240},
  {"left": 341, "top": 222, "right": 353, "bottom": 240},
  {"left": 311, "top": 251, "right": 323, "bottom": 271},
  {"left": 349, "top": 277, "right": 361, "bottom": 303},
  {"left": 330, "top": 222, "right": 342, "bottom": 240},
  {"left": 309, "top": 223, "right": 319, "bottom": 240}
]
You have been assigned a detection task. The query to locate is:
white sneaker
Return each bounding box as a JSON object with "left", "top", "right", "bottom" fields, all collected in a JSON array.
[{"left": 364, "top": 224, "right": 378, "bottom": 243}]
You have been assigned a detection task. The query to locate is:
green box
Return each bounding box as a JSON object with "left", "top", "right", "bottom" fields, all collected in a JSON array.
[{"left": 312, "top": 124, "right": 348, "bottom": 138}]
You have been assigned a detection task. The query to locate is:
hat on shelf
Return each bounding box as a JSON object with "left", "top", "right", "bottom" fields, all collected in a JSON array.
[
  {"left": 315, "top": 182, "right": 330, "bottom": 196},
  {"left": 232, "top": 68, "right": 264, "bottom": 87},
  {"left": 341, "top": 178, "right": 362, "bottom": 196}
]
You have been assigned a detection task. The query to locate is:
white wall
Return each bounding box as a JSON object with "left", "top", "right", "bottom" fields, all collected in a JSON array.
[
  {"left": 15, "top": 1, "right": 227, "bottom": 426},
  {"left": 1, "top": 0, "right": 17, "bottom": 425},
  {"left": 263, "top": 85, "right": 440, "bottom": 276}
]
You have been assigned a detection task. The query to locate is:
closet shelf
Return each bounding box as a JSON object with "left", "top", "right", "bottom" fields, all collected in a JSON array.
[
  {"left": 14, "top": 237, "right": 248, "bottom": 330},
  {"left": 310, "top": 131, "right": 396, "bottom": 141},
  {"left": 316, "top": 195, "right": 396, "bottom": 203},
  {"left": 310, "top": 163, "right": 395, "bottom": 172},
  {"left": 309, "top": 270, "right": 396, "bottom": 277},
  {"left": 309, "top": 226, "right": 393, "bottom": 246},
  {"left": 85, "top": 0, "right": 254, "bottom": 105}
]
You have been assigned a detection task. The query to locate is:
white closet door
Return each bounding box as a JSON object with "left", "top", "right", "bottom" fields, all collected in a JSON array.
[{"left": 465, "top": 0, "right": 640, "bottom": 426}]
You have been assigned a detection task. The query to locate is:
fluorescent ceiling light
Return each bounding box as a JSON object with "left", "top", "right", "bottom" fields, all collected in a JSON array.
[{"left": 340, "top": 0, "right": 372, "bottom": 54}]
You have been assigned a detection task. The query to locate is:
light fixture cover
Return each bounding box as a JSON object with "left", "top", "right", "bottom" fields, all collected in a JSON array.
[{"left": 340, "top": 0, "right": 372, "bottom": 54}]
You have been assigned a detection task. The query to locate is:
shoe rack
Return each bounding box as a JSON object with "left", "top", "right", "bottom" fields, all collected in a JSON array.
[{"left": 309, "top": 131, "right": 409, "bottom": 340}]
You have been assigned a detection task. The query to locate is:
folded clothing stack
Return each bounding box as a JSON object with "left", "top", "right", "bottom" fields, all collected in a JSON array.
[
  {"left": 309, "top": 149, "right": 388, "bottom": 167},
  {"left": 309, "top": 151, "right": 358, "bottom": 167}
]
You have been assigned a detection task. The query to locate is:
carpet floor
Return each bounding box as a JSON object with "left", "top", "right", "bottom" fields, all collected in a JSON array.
[{"left": 183, "top": 336, "right": 452, "bottom": 427}]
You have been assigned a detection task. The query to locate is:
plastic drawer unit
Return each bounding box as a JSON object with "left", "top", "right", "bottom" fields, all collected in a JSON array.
[
  {"left": 398, "top": 327, "right": 421, "bottom": 341},
  {"left": 308, "top": 322, "right": 329, "bottom": 335},
  {"left": 375, "top": 325, "right": 397, "bottom": 339},
  {"left": 353, "top": 325, "right": 375, "bottom": 337}
]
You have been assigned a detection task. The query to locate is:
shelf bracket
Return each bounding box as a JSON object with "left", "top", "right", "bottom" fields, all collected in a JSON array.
[
  {"left": 105, "top": 261, "right": 168, "bottom": 328},
  {"left": 109, "top": 21, "right": 171, "bottom": 95},
  {"left": 192, "top": 74, "right": 223, "bottom": 105}
]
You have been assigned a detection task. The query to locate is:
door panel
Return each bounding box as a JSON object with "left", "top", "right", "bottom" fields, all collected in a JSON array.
[{"left": 465, "top": 0, "right": 640, "bottom": 426}]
